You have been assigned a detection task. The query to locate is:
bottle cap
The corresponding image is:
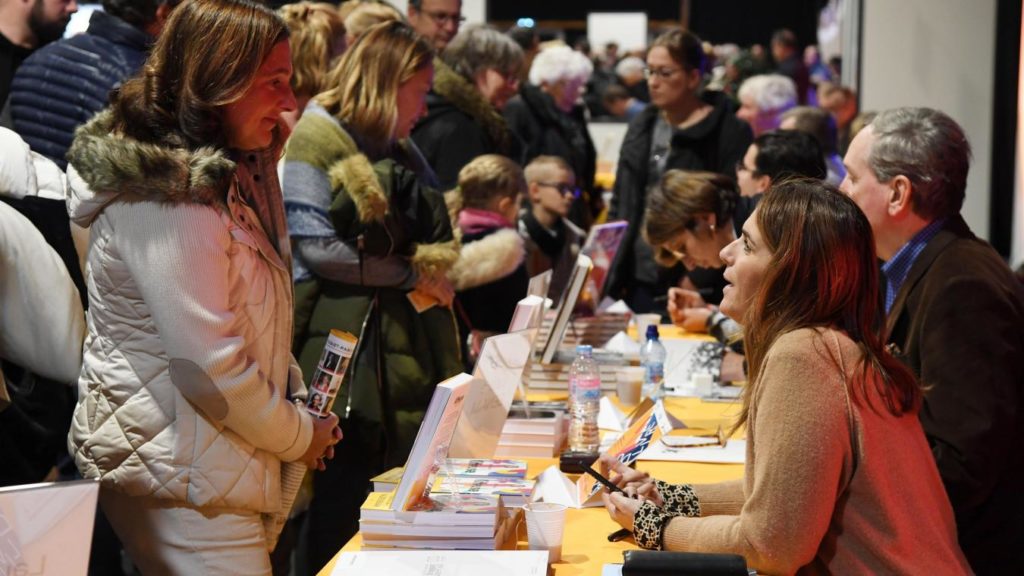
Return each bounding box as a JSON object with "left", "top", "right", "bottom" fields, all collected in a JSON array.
[
  {"left": 645, "top": 324, "right": 659, "bottom": 339},
  {"left": 576, "top": 344, "right": 593, "bottom": 356}
]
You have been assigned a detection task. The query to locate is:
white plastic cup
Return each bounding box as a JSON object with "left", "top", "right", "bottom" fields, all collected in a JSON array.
[
  {"left": 524, "top": 502, "right": 567, "bottom": 563},
  {"left": 617, "top": 366, "right": 645, "bottom": 405},
  {"left": 692, "top": 372, "right": 714, "bottom": 397},
  {"left": 634, "top": 314, "right": 661, "bottom": 345}
]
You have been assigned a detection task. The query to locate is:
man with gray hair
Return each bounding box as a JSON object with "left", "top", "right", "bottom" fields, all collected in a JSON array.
[{"left": 841, "top": 106, "right": 1024, "bottom": 574}]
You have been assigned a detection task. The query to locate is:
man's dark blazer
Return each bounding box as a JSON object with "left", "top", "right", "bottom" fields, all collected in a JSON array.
[{"left": 885, "top": 215, "right": 1024, "bottom": 575}]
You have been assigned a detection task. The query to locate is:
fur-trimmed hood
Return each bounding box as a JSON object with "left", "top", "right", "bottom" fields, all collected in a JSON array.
[
  {"left": 65, "top": 110, "right": 236, "bottom": 227},
  {"left": 429, "top": 58, "right": 513, "bottom": 155},
  {"left": 448, "top": 228, "right": 525, "bottom": 291}
]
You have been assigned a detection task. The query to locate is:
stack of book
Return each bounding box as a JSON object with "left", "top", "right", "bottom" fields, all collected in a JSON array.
[
  {"left": 494, "top": 407, "right": 567, "bottom": 458},
  {"left": 359, "top": 491, "right": 518, "bottom": 551},
  {"left": 430, "top": 458, "right": 534, "bottom": 507}
]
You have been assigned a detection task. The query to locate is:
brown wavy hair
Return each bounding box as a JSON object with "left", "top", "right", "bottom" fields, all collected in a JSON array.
[
  {"left": 642, "top": 170, "right": 738, "bottom": 267},
  {"left": 736, "top": 179, "right": 921, "bottom": 431},
  {"left": 317, "top": 20, "right": 433, "bottom": 151},
  {"left": 279, "top": 2, "right": 344, "bottom": 100},
  {"left": 109, "top": 0, "right": 288, "bottom": 149}
]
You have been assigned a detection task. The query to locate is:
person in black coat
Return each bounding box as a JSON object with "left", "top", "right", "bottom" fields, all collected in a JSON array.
[
  {"left": 505, "top": 44, "right": 598, "bottom": 230},
  {"left": 9, "top": 0, "right": 177, "bottom": 169},
  {"left": 446, "top": 154, "right": 528, "bottom": 366},
  {"left": 842, "top": 106, "right": 1024, "bottom": 575},
  {"left": 411, "top": 24, "right": 523, "bottom": 190},
  {"left": 605, "top": 28, "right": 751, "bottom": 313}
]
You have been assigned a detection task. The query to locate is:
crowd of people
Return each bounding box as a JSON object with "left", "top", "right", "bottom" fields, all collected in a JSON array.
[{"left": 0, "top": 0, "right": 1022, "bottom": 574}]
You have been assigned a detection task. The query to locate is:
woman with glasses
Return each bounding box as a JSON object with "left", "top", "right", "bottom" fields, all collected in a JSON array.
[
  {"left": 411, "top": 24, "right": 524, "bottom": 190},
  {"left": 604, "top": 28, "right": 752, "bottom": 315},
  {"left": 600, "top": 180, "right": 970, "bottom": 575},
  {"left": 504, "top": 45, "right": 599, "bottom": 229}
]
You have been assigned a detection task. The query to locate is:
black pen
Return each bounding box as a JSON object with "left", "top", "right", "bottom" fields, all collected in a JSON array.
[{"left": 582, "top": 464, "right": 627, "bottom": 495}]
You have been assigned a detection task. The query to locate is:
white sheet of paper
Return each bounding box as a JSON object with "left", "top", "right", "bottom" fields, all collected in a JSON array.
[
  {"left": 597, "top": 396, "right": 629, "bottom": 431},
  {"left": 331, "top": 550, "right": 549, "bottom": 576},
  {"left": 638, "top": 439, "right": 746, "bottom": 464}
]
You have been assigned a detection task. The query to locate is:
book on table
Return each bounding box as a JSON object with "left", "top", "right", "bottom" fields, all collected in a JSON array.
[
  {"left": 431, "top": 476, "right": 535, "bottom": 507},
  {"left": 358, "top": 491, "right": 518, "bottom": 551},
  {"left": 371, "top": 458, "right": 528, "bottom": 497},
  {"left": 359, "top": 491, "right": 500, "bottom": 527},
  {"left": 390, "top": 372, "right": 476, "bottom": 512}
]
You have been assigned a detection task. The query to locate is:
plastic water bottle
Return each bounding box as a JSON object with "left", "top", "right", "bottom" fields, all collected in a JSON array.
[
  {"left": 568, "top": 345, "right": 601, "bottom": 452},
  {"left": 641, "top": 325, "right": 666, "bottom": 400}
]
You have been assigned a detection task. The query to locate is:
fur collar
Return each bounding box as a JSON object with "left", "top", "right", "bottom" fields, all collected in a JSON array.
[
  {"left": 288, "top": 108, "right": 389, "bottom": 224},
  {"left": 432, "top": 57, "right": 512, "bottom": 154},
  {"left": 448, "top": 228, "right": 525, "bottom": 291},
  {"left": 66, "top": 110, "right": 235, "bottom": 208}
]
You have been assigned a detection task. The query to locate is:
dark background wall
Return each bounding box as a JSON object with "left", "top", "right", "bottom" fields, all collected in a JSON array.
[{"left": 489, "top": 1, "right": 825, "bottom": 49}]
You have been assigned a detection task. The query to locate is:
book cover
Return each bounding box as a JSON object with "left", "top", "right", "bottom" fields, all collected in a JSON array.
[
  {"left": 445, "top": 459, "right": 527, "bottom": 478},
  {"left": 360, "top": 492, "right": 501, "bottom": 526},
  {"left": 431, "top": 477, "right": 535, "bottom": 499},
  {"left": 391, "top": 373, "right": 476, "bottom": 512}
]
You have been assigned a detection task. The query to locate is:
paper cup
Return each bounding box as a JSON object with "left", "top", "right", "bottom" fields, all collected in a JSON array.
[
  {"left": 617, "top": 366, "right": 645, "bottom": 405},
  {"left": 692, "top": 372, "right": 714, "bottom": 397},
  {"left": 524, "top": 502, "right": 567, "bottom": 563},
  {"left": 634, "top": 314, "right": 661, "bottom": 345}
]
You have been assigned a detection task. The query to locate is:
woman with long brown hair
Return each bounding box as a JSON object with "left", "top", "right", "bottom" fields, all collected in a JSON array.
[
  {"left": 600, "top": 180, "right": 969, "bottom": 574},
  {"left": 65, "top": 0, "right": 340, "bottom": 571}
]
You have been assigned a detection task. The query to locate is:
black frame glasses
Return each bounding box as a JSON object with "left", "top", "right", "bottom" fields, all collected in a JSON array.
[{"left": 537, "top": 182, "right": 581, "bottom": 199}]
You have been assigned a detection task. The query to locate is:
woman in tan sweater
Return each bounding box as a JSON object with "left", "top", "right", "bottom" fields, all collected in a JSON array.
[{"left": 601, "top": 180, "right": 970, "bottom": 575}]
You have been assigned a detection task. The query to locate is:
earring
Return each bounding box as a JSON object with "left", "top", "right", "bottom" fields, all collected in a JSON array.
[{"left": 710, "top": 223, "right": 716, "bottom": 233}]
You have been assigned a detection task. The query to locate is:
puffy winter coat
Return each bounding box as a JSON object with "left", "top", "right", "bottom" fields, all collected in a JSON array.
[
  {"left": 10, "top": 10, "right": 151, "bottom": 169},
  {"left": 65, "top": 111, "right": 314, "bottom": 517}
]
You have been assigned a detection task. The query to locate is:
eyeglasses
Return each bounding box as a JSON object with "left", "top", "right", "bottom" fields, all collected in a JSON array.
[
  {"left": 417, "top": 8, "right": 465, "bottom": 26},
  {"left": 537, "top": 182, "right": 581, "bottom": 198},
  {"left": 643, "top": 66, "right": 683, "bottom": 80}
]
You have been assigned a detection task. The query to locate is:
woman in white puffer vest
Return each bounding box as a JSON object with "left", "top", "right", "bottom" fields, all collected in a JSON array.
[{"left": 64, "top": 0, "right": 340, "bottom": 572}]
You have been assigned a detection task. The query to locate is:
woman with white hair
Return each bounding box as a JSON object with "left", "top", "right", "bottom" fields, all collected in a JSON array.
[
  {"left": 505, "top": 44, "right": 598, "bottom": 227},
  {"left": 736, "top": 73, "right": 797, "bottom": 136}
]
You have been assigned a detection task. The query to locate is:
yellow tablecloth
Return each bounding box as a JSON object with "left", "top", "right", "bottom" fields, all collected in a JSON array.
[{"left": 318, "top": 396, "right": 744, "bottom": 575}]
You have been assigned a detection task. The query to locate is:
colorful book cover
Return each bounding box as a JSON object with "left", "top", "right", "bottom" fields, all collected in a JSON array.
[
  {"left": 432, "top": 477, "right": 535, "bottom": 499},
  {"left": 445, "top": 459, "right": 527, "bottom": 478}
]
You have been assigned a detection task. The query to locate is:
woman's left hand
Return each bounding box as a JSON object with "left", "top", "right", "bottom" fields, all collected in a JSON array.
[{"left": 602, "top": 491, "right": 643, "bottom": 532}]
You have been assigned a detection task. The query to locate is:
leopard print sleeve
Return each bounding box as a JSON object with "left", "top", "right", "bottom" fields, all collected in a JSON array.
[
  {"left": 632, "top": 500, "right": 673, "bottom": 550},
  {"left": 655, "top": 480, "right": 701, "bottom": 517}
]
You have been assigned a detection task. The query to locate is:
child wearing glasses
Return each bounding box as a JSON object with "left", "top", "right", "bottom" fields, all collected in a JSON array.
[
  {"left": 518, "top": 155, "right": 586, "bottom": 300},
  {"left": 447, "top": 154, "right": 529, "bottom": 363}
]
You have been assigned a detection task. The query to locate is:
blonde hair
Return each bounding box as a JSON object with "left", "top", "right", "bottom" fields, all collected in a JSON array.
[
  {"left": 278, "top": 2, "right": 344, "bottom": 100},
  {"left": 524, "top": 155, "right": 572, "bottom": 184},
  {"left": 317, "top": 20, "right": 432, "bottom": 149},
  {"left": 344, "top": 2, "right": 400, "bottom": 42},
  {"left": 458, "top": 154, "right": 526, "bottom": 210}
]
